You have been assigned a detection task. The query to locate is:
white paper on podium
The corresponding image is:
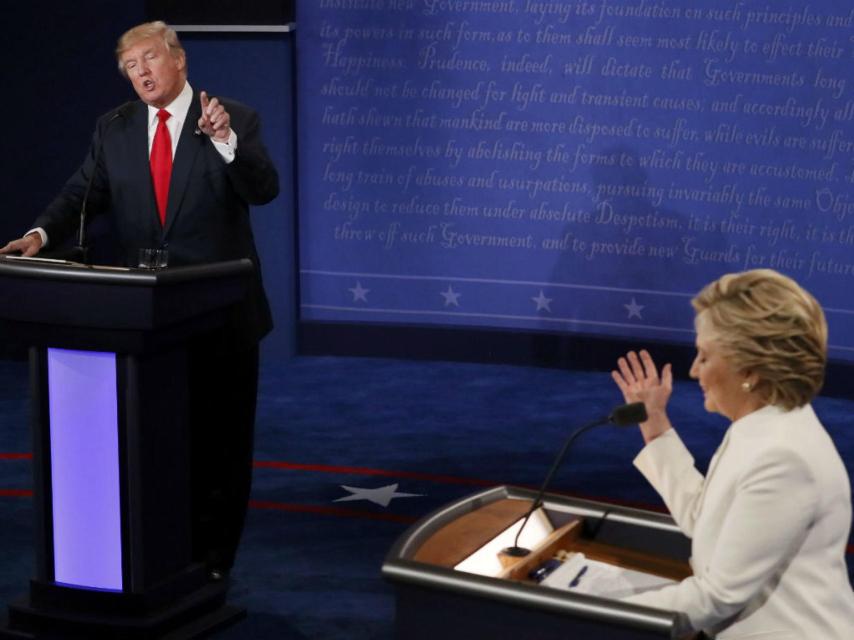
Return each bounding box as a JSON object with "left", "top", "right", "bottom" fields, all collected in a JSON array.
[
  {"left": 2, "top": 255, "right": 76, "bottom": 265},
  {"left": 541, "top": 552, "right": 676, "bottom": 599}
]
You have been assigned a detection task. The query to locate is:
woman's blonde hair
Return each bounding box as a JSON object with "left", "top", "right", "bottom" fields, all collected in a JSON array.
[
  {"left": 115, "top": 21, "right": 185, "bottom": 77},
  {"left": 692, "top": 269, "right": 827, "bottom": 410}
]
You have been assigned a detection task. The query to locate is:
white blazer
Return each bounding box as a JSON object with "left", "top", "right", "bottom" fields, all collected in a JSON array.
[{"left": 625, "top": 404, "right": 854, "bottom": 639}]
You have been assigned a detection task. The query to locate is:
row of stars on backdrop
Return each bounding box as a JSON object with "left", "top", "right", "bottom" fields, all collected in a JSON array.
[{"left": 346, "top": 281, "right": 646, "bottom": 319}]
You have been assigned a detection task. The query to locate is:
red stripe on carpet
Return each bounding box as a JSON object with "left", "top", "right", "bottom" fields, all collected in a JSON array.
[
  {"left": 0, "top": 489, "right": 32, "bottom": 497},
  {"left": 2, "top": 456, "right": 854, "bottom": 555},
  {"left": 249, "top": 500, "right": 417, "bottom": 524},
  {"left": 253, "top": 460, "right": 667, "bottom": 512},
  {"left": 253, "top": 460, "right": 497, "bottom": 487}
]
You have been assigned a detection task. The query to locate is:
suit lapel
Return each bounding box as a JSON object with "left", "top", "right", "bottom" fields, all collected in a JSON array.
[
  {"left": 126, "top": 103, "right": 161, "bottom": 232},
  {"left": 163, "top": 93, "right": 204, "bottom": 237},
  {"left": 692, "top": 426, "right": 734, "bottom": 520}
]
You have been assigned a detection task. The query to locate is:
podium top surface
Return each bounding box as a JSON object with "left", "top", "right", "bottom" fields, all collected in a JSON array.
[
  {"left": 0, "top": 255, "right": 252, "bottom": 286},
  {"left": 0, "top": 257, "right": 255, "bottom": 352}
]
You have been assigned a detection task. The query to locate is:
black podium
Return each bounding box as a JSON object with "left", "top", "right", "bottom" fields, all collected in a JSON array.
[{"left": 0, "top": 256, "right": 254, "bottom": 639}]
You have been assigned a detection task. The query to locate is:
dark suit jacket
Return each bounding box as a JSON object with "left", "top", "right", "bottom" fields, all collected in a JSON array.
[{"left": 34, "top": 90, "right": 279, "bottom": 345}]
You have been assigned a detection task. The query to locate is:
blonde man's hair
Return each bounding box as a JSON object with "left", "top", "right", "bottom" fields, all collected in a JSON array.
[
  {"left": 692, "top": 269, "right": 827, "bottom": 410},
  {"left": 115, "top": 21, "right": 185, "bottom": 77}
]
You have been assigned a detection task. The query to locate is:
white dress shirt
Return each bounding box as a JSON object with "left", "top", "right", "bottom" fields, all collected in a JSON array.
[{"left": 149, "top": 81, "right": 237, "bottom": 161}]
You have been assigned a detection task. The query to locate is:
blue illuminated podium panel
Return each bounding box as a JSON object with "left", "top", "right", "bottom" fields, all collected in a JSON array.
[{"left": 48, "top": 348, "right": 122, "bottom": 591}]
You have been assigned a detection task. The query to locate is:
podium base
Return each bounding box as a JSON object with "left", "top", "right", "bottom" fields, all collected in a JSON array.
[{"left": 0, "top": 581, "right": 245, "bottom": 640}]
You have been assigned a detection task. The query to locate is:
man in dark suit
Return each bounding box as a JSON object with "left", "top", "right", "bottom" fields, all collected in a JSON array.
[{"left": 0, "top": 21, "right": 279, "bottom": 580}]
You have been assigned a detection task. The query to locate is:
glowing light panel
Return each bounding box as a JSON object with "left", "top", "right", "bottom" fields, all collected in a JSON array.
[{"left": 48, "top": 348, "right": 122, "bottom": 591}]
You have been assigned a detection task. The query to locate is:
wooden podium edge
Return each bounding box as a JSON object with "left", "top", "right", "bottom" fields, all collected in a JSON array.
[
  {"left": 410, "top": 497, "right": 691, "bottom": 584},
  {"left": 412, "top": 498, "right": 531, "bottom": 568}
]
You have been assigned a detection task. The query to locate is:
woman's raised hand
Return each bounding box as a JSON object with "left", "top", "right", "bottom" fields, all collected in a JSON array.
[{"left": 611, "top": 350, "right": 673, "bottom": 444}]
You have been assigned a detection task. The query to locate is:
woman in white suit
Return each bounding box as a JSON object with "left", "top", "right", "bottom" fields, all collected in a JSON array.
[{"left": 612, "top": 269, "right": 854, "bottom": 639}]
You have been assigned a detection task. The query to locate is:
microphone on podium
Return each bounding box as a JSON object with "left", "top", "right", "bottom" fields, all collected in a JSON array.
[{"left": 502, "top": 402, "right": 647, "bottom": 558}]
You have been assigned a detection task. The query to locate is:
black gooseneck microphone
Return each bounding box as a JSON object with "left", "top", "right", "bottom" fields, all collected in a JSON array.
[
  {"left": 502, "top": 401, "right": 648, "bottom": 557},
  {"left": 75, "top": 103, "right": 133, "bottom": 263}
]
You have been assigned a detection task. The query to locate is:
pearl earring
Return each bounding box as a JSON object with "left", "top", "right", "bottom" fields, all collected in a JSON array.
[{"left": 741, "top": 381, "right": 752, "bottom": 392}]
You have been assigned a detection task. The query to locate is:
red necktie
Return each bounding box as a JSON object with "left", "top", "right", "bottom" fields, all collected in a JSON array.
[{"left": 150, "top": 109, "right": 172, "bottom": 225}]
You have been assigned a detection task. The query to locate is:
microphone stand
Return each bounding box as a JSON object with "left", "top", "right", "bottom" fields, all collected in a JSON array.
[
  {"left": 503, "top": 402, "right": 646, "bottom": 557},
  {"left": 74, "top": 106, "right": 129, "bottom": 264}
]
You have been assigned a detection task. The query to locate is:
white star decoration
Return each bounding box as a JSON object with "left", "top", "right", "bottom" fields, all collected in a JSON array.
[
  {"left": 439, "top": 285, "right": 462, "bottom": 307},
  {"left": 532, "top": 290, "right": 552, "bottom": 312},
  {"left": 333, "top": 483, "right": 422, "bottom": 508},
  {"left": 348, "top": 281, "right": 370, "bottom": 303},
  {"left": 624, "top": 297, "right": 644, "bottom": 319}
]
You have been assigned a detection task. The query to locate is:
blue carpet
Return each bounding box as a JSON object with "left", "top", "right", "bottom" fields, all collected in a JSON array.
[{"left": 0, "top": 356, "right": 852, "bottom": 639}]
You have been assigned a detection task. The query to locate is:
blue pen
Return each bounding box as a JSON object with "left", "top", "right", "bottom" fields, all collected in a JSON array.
[{"left": 569, "top": 565, "right": 588, "bottom": 588}]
